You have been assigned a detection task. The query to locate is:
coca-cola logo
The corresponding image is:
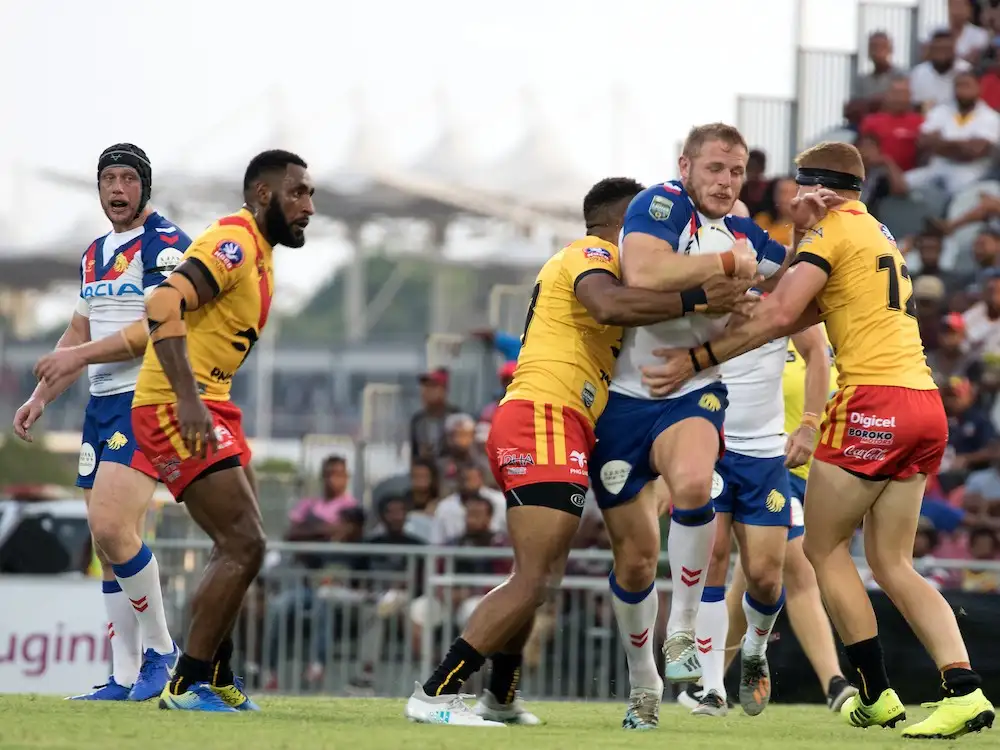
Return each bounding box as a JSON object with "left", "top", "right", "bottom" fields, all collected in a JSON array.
[{"left": 843, "top": 444, "right": 889, "bottom": 462}]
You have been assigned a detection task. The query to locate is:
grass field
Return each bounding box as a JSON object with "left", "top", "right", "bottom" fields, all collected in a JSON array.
[{"left": 0, "top": 696, "right": 994, "bottom": 750}]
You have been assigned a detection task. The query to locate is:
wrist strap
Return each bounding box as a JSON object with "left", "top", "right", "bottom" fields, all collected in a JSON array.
[
  {"left": 681, "top": 288, "right": 708, "bottom": 315},
  {"left": 689, "top": 345, "right": 716, "bottom": 373},
  {"left": 800, "top": 411, "right": 821, "bottom": 431},
  {"left": 719, "top": 249, "right": 736, "bottom": 276}
]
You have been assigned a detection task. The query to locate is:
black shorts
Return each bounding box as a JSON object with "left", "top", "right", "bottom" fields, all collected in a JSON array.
[{"left": 504, "top": 481, "right": 588, "bottom": 517}]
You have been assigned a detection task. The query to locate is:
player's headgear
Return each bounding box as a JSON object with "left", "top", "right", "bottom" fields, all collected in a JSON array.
[
  {"left": 795, "top": 167, "right": 863, "bottom": 193},
  {"left": 98, "top": 143, "right": 152, "bottom": 220}
]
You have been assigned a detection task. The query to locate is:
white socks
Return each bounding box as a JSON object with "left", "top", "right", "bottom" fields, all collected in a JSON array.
[
  {"left": 102, "top": 579, "right": 141, "bottom": 687},
  {"left": 609, "top": 571, "right": 661, "bottom": 691},
  {"left": 696, "top": 586, "right": 729, "bottom": 699},
  {"left": 112, "top": 543, "right": 173, "bottom": 655},
  {"left": 666, "top": 505, "right": 715, "bottom": 636},
  {"left": 742, "top": 589, "right": 785, "bottom": 658}
]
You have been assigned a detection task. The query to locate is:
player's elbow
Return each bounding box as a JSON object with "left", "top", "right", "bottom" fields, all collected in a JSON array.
[{"left": 770, "top": 304, "right": 799, "bottom": 334}]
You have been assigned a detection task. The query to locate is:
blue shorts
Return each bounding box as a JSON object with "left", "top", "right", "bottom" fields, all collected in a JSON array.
[
  {"left": 713, "top": 451, "right": 792, "bottom": 528},
  {"left": 787, "top": 472, "right": 806, "bottom": 541},
  {"left": 76, "top": 392, "right": 156, "bottom": 489},
  {"left": 591, "top": 383, "right": 728, "bottom": 510}
]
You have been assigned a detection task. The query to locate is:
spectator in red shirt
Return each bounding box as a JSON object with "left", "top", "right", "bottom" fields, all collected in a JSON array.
[{"left": 860, "top": 75, "right": 924, "bottom": 171}]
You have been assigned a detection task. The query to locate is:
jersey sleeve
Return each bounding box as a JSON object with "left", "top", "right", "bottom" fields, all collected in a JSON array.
[
  {"left": 792, "top": 223, "right": 842, "bottom": 276},
  {"left": 621, "top": 185, "right": 692, "bottom": 249},
  {"left": 182, "top": 226, "right": 252, "bottom": 296},
  {"left": 728, "top": 216, "right": 788, "bottom": 278},
  {"left": 76, "top": 251, "right": 90, "bottom": 318},
  {"left": 141, "top": 228, "right": 193, "bottom": 290},
  {"left": 562, "top": 243, "right": 620, "bottom": 292}
]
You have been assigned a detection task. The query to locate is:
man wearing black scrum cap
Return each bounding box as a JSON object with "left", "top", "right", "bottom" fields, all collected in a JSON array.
[
  {"left": 641, "top": 140, "right": 995, "bottom": 738},
  {"left": 14, "top": 143, "right": 193, "bottom": 703}
]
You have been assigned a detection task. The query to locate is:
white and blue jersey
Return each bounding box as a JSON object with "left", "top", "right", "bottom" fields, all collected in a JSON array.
[
  {"left": 713, "top": 338, "right": 792, "bottom": 528},
  {"left": 591, "top": 182, "right": 787, "bottom": 510},
  {"left": 75, "top": 212, "right": 191, "bottom": 488}
]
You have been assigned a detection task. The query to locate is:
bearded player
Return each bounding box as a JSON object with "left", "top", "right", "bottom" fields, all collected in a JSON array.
[
  {"left": 132, "top": 150, "right": 313, "bottom": 712},
  {"left": 14, "top": 143, "right": 185, "bottom": 701},
  {"left": 404, "top": 177, "right": 755, "bottom": 727},
  {"left": 588, "top": 124, "right": 793, "bottom": 730},
  {"left": 641, "top": 141, "right": 994, "bottom": 739}
]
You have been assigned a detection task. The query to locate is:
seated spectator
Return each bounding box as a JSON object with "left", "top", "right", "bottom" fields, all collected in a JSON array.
[
  {"left": 960, "top": 527, "right": 1000, "bottom": 591},
  {"left": 855, "top": 31, "right": 907, "bottom": 103},
  {"left": 947, "top": 0, "right": 990, "bottom": 65},
  {"left": 936, "top": 192, "right": 1000, "bottom": 238},
  {"left": 752, "top": 176, "right": 795, "bottom": 246},
  {"left": 962, "top": 466, "right": 1000, "bottom": 528},
  {"left": 860, "top": 76, "right": 923, "bottom": 171},
  {"left": 410, "top": 367, "right": 460, "bottom": 461},
  {"left": 910, "top": 29, "right": 973, "bottom": 111},
  {"left": 437, "top": 412, "right": 494, "bottom": 494},
  {"left": 285, "top": 455, "right": 358, "bottom": 549},
  {"left": 907, "top": 71, "right": 1000, "bottom": 194},
  {"left": 739, "top": 149, "right": 771, "bottom": 217},
  {"left": 401, "top": 458, "right": 441, "bottom": 543},
  {"left": 431, "top": 463, "right": 506, "bottom": 543},
  {"left": 911, "top": 517, "right": 952, "bottom": 590},
  {"left": 928, "top": 312, "right": 983, "bottom": 381},
  {"left": 914, "top": 274, "right": 948, "bottom": 325},
  {"left": 962, "top": 267, "right": 1000, "bottom": 370},
  {"left": 347, "top": 495, "right": 427, "bottom": 694},
  {"left": 940, "top": 376, "right": 1000, "bottom": 487},
  {"left": 856, "top": 132, "right": 908, "bottom": 215},
  {"left": 910, "top": 228, "right": 966, "bottom": 292},
  {"left": 476, "top": 361, "right": 516, "bottom": 446}
]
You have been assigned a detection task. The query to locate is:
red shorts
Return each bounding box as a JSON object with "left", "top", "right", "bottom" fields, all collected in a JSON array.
[
  {"left": 131, "top": 400, "right": 251, "bottom": 499},
  {"left": 486, "top": 400, "right": 596, "bottom": 492},
  {"left": 815, "top": 385, "right": 947, "bottom": 481}
]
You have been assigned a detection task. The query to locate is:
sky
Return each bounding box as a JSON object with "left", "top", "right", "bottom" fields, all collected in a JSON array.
[{"left": 0, "top": 0, "right": 928, "bottom": 329}]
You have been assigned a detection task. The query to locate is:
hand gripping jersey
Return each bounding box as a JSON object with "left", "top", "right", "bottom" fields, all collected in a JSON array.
[
  {"left": 77, "top": 212, "right": 190, "bottom": 396},
  {"left": 132, "top": 208, "right": 273, "bottom": 407},
  {"left": 612, "top": 181, "right": 788, "bottom": 400},
  {"left": 783, "top": 329, "right": 839, "bottom": 481},
  {"left": 719, "top": 335, "right": 789, "bottom": 459},
  {"left": 792, "top": 201, "right": 945, "bottom": 480},
  {"left": 501, "top": 237, "right": 624, "bottom": 426}
]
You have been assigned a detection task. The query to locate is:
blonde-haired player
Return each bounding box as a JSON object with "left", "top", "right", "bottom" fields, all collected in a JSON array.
[{"left": 641, "top": 141, "right": 994, "bottom": 739}]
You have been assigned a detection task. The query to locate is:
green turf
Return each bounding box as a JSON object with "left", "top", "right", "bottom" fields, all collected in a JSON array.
[{"left": 0, "top": 696, "right": 993, "bottom": 750}]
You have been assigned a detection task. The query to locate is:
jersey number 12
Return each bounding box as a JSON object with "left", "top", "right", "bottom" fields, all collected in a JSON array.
[
  {"left": 876, "top": 255, "right": 916, "bottom": 318},
  {"left": 521, "top": 282, "right": 541, "bottom": 344}
]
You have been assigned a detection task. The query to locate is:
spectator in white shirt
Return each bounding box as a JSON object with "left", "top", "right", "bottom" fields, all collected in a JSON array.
[
  {"left": 430, "top": 463, "right": 506, "bottom": 544},
  {"left": 948, "top": 0, "right": 990, "bottom": 64},
  {"left": 906, "top": 71, "right": 1000, "bottom": 194},
  {"left": 911, "top": 29, "right": 974, "bottom": 111}
]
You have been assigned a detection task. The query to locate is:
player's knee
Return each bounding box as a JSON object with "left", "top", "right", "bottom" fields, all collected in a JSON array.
[
  {"left": 223, "top": 517, "right": 266, "bottom": 572},
  {"left": 743, "top": 555, "right": 784, "bottom": 603},
  {"left": 509, "top": 568, "right": 550, "bottom": 608},
  {"left": 89, "top": 514, "right": 136, "bottom": 560},
  {"left": 611, "top": 543, "right": 658, "bottom": 591},
  {"left": 866, "top": 551, "right": 911, "bottom": 593},
  {"left": 668, "top": 468, "right": 713, "bottom": 510},
  {"left": 782, "top": 542, "right": 817, "bottom": 596},
  {"left": 707, "top": 534, "right": 731, "bottom": 580}
]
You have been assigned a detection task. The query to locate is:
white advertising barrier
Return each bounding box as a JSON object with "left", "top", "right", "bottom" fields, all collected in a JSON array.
[{"left": 0, "top": 576, "right": 110, "bottom": 694}]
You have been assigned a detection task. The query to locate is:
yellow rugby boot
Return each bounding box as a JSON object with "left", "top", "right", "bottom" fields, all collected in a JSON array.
[
  {"left": 840, "top": 688, "right": 906, "bottom": 728},
  {"left": 901, "top": 689, "right": 994, "bottom": 740}
]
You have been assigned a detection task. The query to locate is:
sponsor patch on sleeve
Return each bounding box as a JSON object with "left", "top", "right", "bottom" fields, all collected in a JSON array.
[
  {"left": 584, "top": 246, "right": 612, "bottom": 262},
  {"left": 648, "top": 195, "right": 673, "bottom": 221},
  {"left": 212, "top": 240, "right": 244, "bottom": 271}
]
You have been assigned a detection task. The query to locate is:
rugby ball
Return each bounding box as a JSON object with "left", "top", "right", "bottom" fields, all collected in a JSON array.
[{"left": 694, "top": 222, "right": 738, "bottom": 256}]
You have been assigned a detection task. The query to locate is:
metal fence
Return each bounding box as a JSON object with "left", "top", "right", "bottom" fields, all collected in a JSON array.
[{"left": 149, "top": 539, "right": 1000, "bottom": 700}]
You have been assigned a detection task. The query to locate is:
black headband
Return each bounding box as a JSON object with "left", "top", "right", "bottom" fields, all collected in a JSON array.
[
  {"left": 97, "top": 143, "right": 153, "bottom": 221},
  {"left": 795, "top": 166, "right": 863, "bottom": 192}
]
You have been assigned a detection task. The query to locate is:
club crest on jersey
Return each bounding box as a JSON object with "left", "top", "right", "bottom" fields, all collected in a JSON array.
[
  {"left": 213, "top": 240, "right": 244, "bottom": 271},
  {"left": 106, "top": 431, "right": 128, "bottom": 451},
  {"left": 698, "top": 393, "right": 722, "bottom": 412},
  {"left": 766, "top": 489, "right": 786, "bottom": 513},
  {"left": 879, "top": 223, "right": 897, "bottom": 248},
  {"left": 648, "top": 195, "right": 673, "bottom": 221},
  {"left": 584, "top": 247, "right": 612, "bottom": 263}
]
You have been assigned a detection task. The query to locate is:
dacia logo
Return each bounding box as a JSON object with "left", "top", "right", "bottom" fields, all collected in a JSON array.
[
  {"left": 82, "top": 282, "right": 143, "bottom": 298},
  {"left": 698, "top": 393, "right": 721, "bottom": 412},
  {"left": 106, "top": 431, "right": 128, "bottom": 451},
  {"left": 766, "top": 489, "right": 786, "bottom": 513},
  {"left": 113, "top": 254, "right": 132, "bottom": 273}
]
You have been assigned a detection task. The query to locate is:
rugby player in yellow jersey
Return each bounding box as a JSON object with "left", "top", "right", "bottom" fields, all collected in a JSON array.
[
  {"left": 404, "top": 177, "right": 756, "bottom": 727},
  {"left": 641, "top": 142, "right": 994, "bottom": 739},
  {"left": 132, "top": 150, "right": 314, "bottom": 713}
]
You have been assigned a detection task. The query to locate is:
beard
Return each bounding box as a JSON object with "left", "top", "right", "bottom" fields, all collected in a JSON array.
[
  {"left": 684, "top": 181, "right": 733, "bottom": 219},
  {"left": 264, "top": 199, "right": 304, "bottom": 248}
]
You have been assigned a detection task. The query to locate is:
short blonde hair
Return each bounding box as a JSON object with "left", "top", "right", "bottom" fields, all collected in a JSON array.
[
  {"left": 682, "top": 123, "right": 748, "bottom": 159},
  {"left": 795, "top": 141, "right": 865, "bottom": 183}
]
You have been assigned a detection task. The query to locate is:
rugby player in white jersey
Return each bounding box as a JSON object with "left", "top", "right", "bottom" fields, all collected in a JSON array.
[
  {"left": 680, "top": 199, "right": 834, "bottom": 717},
  {"left": 590, "top": 124, "right": 789, "bottom": 729},
  {"left": 13, "top": 144, "right": 188, "bottom": 701}
]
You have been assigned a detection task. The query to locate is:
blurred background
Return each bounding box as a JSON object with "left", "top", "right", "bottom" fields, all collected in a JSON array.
[{"left": 2, "top": 0, "right": 999, "bottom": 706}]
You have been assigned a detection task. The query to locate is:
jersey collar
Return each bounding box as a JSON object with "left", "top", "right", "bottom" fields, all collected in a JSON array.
[{"left": 834, "top": 200, "right": 868, "bottom": 215}]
